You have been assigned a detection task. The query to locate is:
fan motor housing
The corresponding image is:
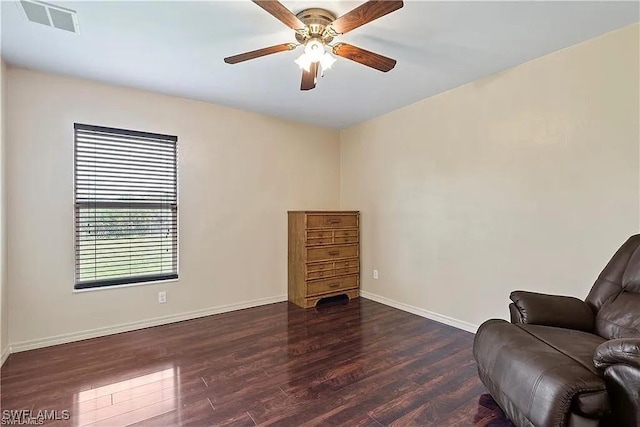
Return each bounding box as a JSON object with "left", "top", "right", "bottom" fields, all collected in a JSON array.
[{"left": 295, "top": 8, "right": 337, "bottom": 44}]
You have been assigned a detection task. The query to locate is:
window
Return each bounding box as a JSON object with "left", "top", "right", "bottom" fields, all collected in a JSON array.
[{"left": 74, "top": 124, "right": 178, "bottom": 289}]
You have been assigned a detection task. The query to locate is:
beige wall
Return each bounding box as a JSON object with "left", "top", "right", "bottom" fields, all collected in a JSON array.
[
  {"left": 340, "top": 24, "right": 640, "bottom": 329},
  {"left": 0, "top": 59, "right": 7, "bottom": 362},
  {"left": 6, "top": 69, "right": 341, "bottom": 348}
]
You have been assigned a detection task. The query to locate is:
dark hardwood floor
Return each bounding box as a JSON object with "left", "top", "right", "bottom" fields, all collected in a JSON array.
[{"left": 0, "top": 297, "right": 513, "bottom": 426}]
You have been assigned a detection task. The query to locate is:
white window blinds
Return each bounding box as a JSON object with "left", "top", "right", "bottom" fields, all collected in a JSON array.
[{"left": 74, "top": 123, "right": 178, "bottom": 289}]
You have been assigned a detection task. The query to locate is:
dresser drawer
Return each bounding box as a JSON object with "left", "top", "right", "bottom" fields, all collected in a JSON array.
[
  {"left": 307, "top": 244, "right": 358, "bottom": 262},
  {"left": 306, "top": 237, "right": 333, "bottom": 246},
  {"left": 307, "top": 270, "right": 335, "bottom": 280},
  {"left": 334, "top": 259, "right": 358, "bottom": 269},
  {"left": 307, "top": 275, "right": 358, "bottom": 296},
  {"left": 306, "top": 262, "right": 335, "bottom": 280},
  {"left": 307, "top": 261, "right": 334, "bottom": 271},
  {"left": 306, "top": 229, "right": 359, "bottom": 246},
  {"left": 334, "top": 235, "right": 358, "bottom": 244},
  {"left": 306, "top": 213, "right": 358, "bottom": 229},
  {"left": 335, "top": 266, "right": 359, "bottom": 276},
  {"left": 334, "top": 230, "right": 358, "bottom": 237}
]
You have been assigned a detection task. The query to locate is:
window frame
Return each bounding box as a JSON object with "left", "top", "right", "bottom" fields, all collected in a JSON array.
[{"left": 73, "top": 123, "right": 179, "bottom": 290}]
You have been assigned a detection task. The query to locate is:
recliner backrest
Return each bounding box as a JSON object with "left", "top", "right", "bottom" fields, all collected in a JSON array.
[{"left": 586, "top": 235, "right": 640, "bottom": 339}]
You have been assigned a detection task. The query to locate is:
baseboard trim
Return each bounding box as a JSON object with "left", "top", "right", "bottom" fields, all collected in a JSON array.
[
  {"left": 10, "top": 294, "right": 287, "bottom": 353},
  {"left": 360, "top": 291, "right": 479, "bottom": 333},
  {"left": 1, "top": 346, "right": 9, "bottom": 366}
]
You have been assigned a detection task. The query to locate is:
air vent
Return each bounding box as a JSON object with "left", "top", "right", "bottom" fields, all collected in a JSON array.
[{"left": 19, "top": 0, "right": 79, "bottom": 33}]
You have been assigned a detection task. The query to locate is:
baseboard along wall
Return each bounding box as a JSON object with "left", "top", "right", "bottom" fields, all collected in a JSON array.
[
  {"left": 360, "top": 291, "right": 479, "bottom": 333},
  {"left": 9, "top": 294, "right": 287, "bottom": 354}
]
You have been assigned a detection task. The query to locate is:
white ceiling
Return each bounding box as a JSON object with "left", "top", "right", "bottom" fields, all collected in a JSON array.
[{"left": 1, "top": 1, "right": 638, "bottom": 129}]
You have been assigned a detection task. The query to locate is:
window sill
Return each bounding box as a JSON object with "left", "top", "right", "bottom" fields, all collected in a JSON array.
[{"left": 72, "top": 277, "right": 179, "bottom": 293}]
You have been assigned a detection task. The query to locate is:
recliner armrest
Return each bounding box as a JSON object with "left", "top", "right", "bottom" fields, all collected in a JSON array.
[
  {"left": 593, "top": 338, "right": 640, "bottom": 426},
  {"left": 594, "top": 338, "right": 640, "bottom": 369},
  {"left": 509, "top": 290, "right": 595, "bottom": 332}
]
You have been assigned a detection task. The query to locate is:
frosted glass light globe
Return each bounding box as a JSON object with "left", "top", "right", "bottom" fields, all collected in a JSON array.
[
  {"left": 295, "top": 54, "right": 312, "bottom": 72},
  {"left": 319, "top": 53, "right": 337, "bottom": 70},
  {"left": 304, "top": 39, "right": 325, "bottom": 63}
]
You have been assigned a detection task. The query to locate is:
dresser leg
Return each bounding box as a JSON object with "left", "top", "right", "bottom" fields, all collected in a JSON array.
[{"left": 303, "top": 289, "right": 360, "bottom": 308}]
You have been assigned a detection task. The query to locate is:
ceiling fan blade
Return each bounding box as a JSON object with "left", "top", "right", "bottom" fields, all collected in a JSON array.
[
  {"left": 332, "top": 43, "right": 396, "bottom": 72},
  {"left": 329, "top": 0, "right": 403, "bottom": 35},
  {"left": 252, "top": 0, "right": 306, "bottom": 31},
  {"left": 224, "top": 43, "right": 296, "bottom": 64},
  {"left": 300, "top": 62, "right": 319, "bottom": 91}
]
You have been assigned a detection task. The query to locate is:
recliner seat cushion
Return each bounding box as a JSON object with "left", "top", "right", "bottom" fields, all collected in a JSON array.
[
  {"left": 517, "top": 324, "right": 610, "bottom": 417},
  {"left": 518, "top": 324, "right": 606, "bottom": 376},
  {"left": 474, "top": 320, "right": 608, "bottom": 427}
]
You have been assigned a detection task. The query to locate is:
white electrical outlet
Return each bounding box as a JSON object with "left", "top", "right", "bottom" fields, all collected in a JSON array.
[
  {"left": 373, "top": 269, "right": 379, "bottom": 279},
  {"left": 158, "top": 291, "right": 167, "bottom": 304}
]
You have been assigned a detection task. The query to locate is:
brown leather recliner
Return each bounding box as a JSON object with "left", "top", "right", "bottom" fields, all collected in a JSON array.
[{"left": 473, "top": 235, "right": 640, "bottom": 427}]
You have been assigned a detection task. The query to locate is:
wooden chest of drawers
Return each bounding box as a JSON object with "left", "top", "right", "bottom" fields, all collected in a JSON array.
[{"left": 288, "top": 211, "right": 360, "bottom": 308}]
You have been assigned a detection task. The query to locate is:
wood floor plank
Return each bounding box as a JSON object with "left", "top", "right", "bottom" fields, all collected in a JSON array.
[
  {"left": 265, "top": 343, "right": 477, "bottom": 426},
  {"left": 0, "top": 298, "right": 512, "bottom": 426}
]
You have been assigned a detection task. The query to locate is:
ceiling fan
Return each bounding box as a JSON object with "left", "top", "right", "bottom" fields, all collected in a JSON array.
[{"left": 224, "top": 0, "right": 404, "bottom": 91}]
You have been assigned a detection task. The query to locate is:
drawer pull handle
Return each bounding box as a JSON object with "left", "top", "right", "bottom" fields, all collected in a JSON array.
[
  {"left": 328, "top": 283, "right": 340, "bottom": 288},
  {"left": 327, "top": 219, "right": 342, "bottom": 224},
  {"left": 328, "top": 250, "right": 340, "bottom": 256}
]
